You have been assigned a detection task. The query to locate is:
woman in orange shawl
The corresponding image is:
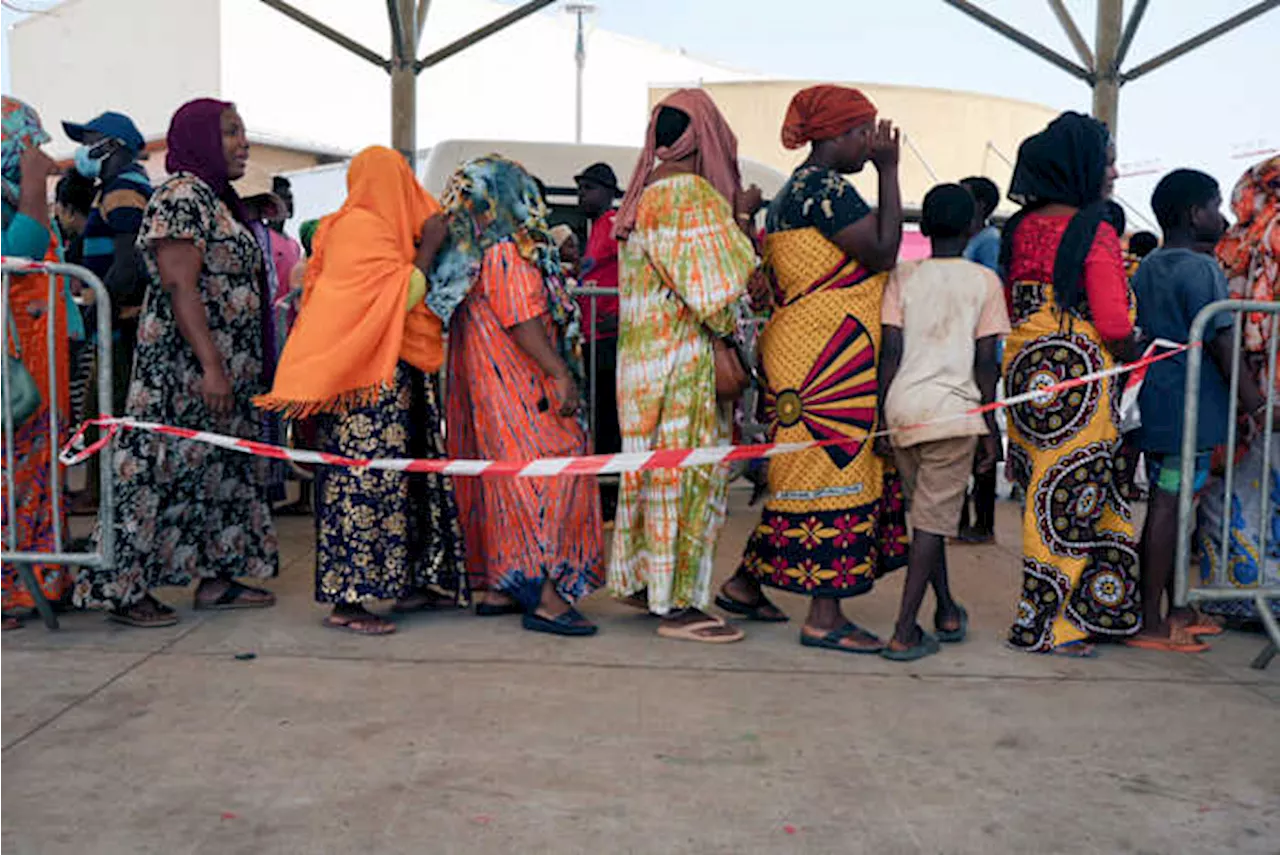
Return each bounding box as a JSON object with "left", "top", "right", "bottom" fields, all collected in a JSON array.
[{"left": 260, "top": 146, "right": 467, "bottom": 635}]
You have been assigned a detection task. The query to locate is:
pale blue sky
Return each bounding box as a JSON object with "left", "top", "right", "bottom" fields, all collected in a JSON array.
[{"left": 5, "top": 0, "right": 1277, "bottom": 224}]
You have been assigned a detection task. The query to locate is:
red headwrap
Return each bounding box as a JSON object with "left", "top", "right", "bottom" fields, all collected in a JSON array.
[{"left": 781, "top": 85, "right": 877, "bottom": 151}]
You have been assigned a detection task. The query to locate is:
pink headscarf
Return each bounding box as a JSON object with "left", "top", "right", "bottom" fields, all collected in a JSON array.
[{"left": 613, "top": 89, "right": 742, "bottom": 240}]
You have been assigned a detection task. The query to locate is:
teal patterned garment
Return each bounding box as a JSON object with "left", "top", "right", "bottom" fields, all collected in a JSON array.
[
  {"left": 427, "top": 154, "right": 584, "bottom": 391},
  {"left": 2, "top": 96, "right": 51, "bottom": 230}
]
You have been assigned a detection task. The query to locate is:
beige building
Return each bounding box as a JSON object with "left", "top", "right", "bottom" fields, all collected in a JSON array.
[{"left": 651, "top": 81, "right": 1060, "bottom": 212}]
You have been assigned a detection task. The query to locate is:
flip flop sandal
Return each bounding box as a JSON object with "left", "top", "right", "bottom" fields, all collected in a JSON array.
[
  {"left": 1180, "top": 614, "right": 1226, "bottom": 636},
  {"left": 935, "top": 605, "right": 969, "bottom": 644},
  {"left": 107, "top": 600, "right": 180, "bottom": 629},
  {"left": 323, "top": 614, "right": 397, "bottom": 636},
  {"left": 715, "top": 592, "right": 790, "bottom": 623},
  {"left": 475, "top": 602, "right": 524, "bottom": 617},
  {"left": 1125, "top": 635, "right": 1209, "bottom": 653},
  {"left": 800, "top": 622, "right": 884, "bottom": 654},
  {"left": 618, "top": 592, "right": 650, "bottom": 612},
  {"left": 657, "top": 617, "right": 744, "bottom": 644},
  {"left": 522, "top": 607, "right": 598, "bottom": 637},
  {"left": 392, "top": 593, "right": 457, "bottom": 613},
  {"left": 881, "top": 627, "right": 941, "bottom": 662},
  {"left": 194, "top": 581, "right": 276, "bottom": 611},
  {"left": 1047, "top": 641, "right": 1099, "bottom": 658}
]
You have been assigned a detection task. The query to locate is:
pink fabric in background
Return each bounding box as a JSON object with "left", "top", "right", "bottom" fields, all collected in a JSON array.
[{"left": 899, "top": 228, "right": 930, "bottom": 261}]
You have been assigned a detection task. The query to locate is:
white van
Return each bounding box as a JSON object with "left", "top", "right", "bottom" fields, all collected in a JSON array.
[{"left": 282, "top": 139, "right": 789, "bottom": 236}]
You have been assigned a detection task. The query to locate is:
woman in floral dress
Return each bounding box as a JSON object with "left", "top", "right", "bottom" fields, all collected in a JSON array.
[
  {"left": 78, "top": 99, "right": 278, "bottom": 626},
  {"left": 608, "top": 90, "right": 760, "bottom": 643}
]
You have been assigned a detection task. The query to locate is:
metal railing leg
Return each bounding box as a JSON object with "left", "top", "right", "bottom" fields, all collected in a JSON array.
[{"left": 1251, "top": 592, "right": 1280, "bottom": 670}]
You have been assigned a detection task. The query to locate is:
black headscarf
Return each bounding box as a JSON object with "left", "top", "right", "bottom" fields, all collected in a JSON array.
[{"left": 998, "top": 111, "right": 1112, "bottom": 315}]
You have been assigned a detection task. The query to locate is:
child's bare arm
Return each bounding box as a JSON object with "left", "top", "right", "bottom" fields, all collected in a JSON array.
[
  {"left": 974, "top": 335, "right": 1001, "bottom": 433},
  {"left": 974, "top": 335, "right": 1002, "bottom": 473},
  {"left": 877, "top": 325, "right": 904, "bottom": 456}
]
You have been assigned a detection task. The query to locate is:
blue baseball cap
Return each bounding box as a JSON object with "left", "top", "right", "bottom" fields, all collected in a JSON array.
[{"left": 62, "top": 112, "right": 145, "bottom": 152}]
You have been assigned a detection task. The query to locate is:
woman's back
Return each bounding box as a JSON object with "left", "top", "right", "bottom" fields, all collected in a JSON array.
[{"left": 1006, "top": 212, "right": 1131, "bottom": 340}]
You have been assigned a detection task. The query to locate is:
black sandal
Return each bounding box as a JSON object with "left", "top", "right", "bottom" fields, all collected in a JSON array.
[
  {"left": 799, "top": 622, "right": 883, "bottom": 654},
  {"left": 522, "top": 607, "right": 598, "bottom": 637},
  {"left": 475, "top": 602, "right": 524, "bottom": 617},
  {"left": 107, "top": 596, "right": 180, "bottom": 628},
  {"left": 194, "top": 581, "right": 276, "bottom": 611},
  {"left": 715, "top": 592, "right": 790, "bottom": 623}
]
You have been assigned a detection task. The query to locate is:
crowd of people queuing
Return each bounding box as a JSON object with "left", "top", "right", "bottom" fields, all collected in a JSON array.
[{"left": 2, "top": 86, "right": 1277, "bottom": 657}]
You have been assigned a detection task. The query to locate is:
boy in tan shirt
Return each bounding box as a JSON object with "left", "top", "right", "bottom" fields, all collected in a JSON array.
[{"left": 878, "top": 183, "right": 1011, "bottom": 660}]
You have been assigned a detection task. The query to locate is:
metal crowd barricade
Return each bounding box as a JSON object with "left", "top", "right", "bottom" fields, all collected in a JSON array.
[
  {"left": 1174, "top": 299, "right": 1279, "bottom": 669},
  {"left": 2, "top": 258, "right": 114, "bottom": 630}
]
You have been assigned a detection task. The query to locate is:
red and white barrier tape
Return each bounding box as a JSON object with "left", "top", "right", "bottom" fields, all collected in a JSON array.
[{"left": 56, "top": 341, "right": 1188, "bottom": 477}]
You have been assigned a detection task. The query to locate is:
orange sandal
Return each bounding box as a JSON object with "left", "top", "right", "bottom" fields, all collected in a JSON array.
[{"left": 1126, "top": 626, "right": 1209, "bottom": 653}]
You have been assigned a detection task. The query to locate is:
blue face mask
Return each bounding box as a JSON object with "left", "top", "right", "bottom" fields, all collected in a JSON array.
[{"left": 73, "top": 144, "right": 107, "bottom": 179}]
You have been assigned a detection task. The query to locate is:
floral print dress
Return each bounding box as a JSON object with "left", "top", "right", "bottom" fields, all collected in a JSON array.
[{"left": 78, "top": 174, "right": 279, "bottom": 609}]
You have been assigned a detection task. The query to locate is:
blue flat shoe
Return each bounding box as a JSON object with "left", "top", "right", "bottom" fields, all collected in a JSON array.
[{"left": 522, "top": 607, "right": 598, "bottom": 637}]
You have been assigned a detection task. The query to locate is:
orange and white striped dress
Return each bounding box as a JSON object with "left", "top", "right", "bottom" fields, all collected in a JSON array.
[{"left": 446, "top": 242, "right": 604, "bottom": 608}]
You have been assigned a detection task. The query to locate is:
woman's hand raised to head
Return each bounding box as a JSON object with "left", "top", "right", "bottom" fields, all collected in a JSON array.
[{"left": 868, "top": 120, "right": 901, "bottom": 171}]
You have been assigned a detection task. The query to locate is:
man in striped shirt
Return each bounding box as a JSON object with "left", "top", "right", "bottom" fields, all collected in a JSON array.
[{"left": 63, "top": 111, "right": 152, "bottom": 415}]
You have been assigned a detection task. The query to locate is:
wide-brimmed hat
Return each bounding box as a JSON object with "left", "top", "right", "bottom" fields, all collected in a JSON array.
[{"left": 573, "top": 162, "right": 621, "bottom": 197}]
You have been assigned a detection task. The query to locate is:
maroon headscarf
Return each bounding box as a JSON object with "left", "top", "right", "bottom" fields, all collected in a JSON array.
[{"left": 165, "top": 97, "right": 248, "bottom": 223}]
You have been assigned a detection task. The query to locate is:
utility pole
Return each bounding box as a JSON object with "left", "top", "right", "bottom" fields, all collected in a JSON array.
[
  {"left": 1093, "top": 0, "right": 1123, "bottom": 134},
  {"left": 565, "top": 4, "right": 595, "bottom": 144},
  {"left": 390, "top": 0, "right": 417, "bottom": 166}
]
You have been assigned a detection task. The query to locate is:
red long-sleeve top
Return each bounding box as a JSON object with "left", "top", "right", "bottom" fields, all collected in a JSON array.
[{"left": 1006, "top": 212, "right": 1134, "bottom": 341}]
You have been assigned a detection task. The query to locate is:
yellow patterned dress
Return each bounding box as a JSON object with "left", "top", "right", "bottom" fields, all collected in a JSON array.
[
  {"left": 1004, "top": 214, "right": 1140, "bottom": 652},
  {"left": 738, "top": 165, "right": 908, "bottom": 598},
  {"left": 609, "top": 174, "right": 757, "bottom": 615}
]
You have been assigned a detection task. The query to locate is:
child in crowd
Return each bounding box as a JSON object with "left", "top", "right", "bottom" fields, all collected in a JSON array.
[
  {"left": 879, "top": 184, "right": 1010, "bottom": 661},
  {"left": 960, "top": 175, "right": 1001, "bottom": 273},
  {"left": 1129, "top": 169, "right": 1272, "bottom": 652}
]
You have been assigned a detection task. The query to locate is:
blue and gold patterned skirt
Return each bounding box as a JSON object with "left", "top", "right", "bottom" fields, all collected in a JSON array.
[{"left": 314, "top": 363, "right": 467, "bottom": 605}]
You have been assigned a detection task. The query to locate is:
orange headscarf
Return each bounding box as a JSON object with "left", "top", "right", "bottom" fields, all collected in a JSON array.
[
  {"left": 256, "top": 146, "right": 442, "bottom": 417},
  {"left": 614, "top": 88, "right": 743, "bottom": 241},
  {"left": 781, "top": 85, "right": 877, "bottom": 150}
]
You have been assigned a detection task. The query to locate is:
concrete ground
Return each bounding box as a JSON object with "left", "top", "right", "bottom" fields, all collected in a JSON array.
[{"left": 3, "top": 489, "right": 1279, "bottom": 855}]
